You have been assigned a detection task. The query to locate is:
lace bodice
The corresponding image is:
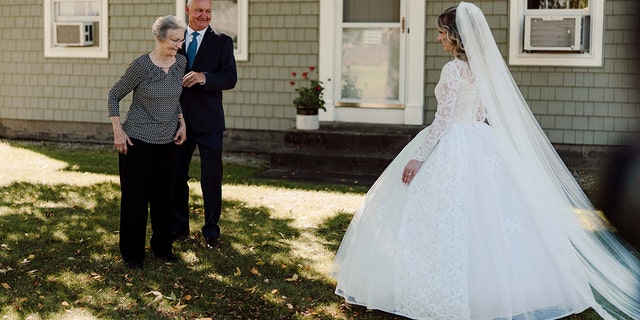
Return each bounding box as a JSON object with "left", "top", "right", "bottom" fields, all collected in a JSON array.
[{"left": 412, "top": 59, "right": 486, "bottom": 161}]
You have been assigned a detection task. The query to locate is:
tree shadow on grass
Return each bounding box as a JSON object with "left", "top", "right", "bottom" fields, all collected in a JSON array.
[
  {"left": 0, "top": 181, "right": 396, "bottom": 319},
  {"left": 7, "top": 140, "right": 370, "bottom": 195}
]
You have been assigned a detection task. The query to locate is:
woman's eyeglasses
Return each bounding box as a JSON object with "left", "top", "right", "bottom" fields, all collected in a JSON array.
[{"left": 166, "top": 37, "right": 185, "bottom": 46}]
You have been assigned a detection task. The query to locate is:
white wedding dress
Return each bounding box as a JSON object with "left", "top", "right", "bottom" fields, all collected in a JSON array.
[{"left": 333, "top": 59, "right": 604, "bottom": 319}]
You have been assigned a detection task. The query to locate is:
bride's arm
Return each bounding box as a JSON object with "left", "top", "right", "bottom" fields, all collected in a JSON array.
[
  {"left": 412, "top": 63, "right": 459, "bottom": 162},
  {"left": 402, "top": 63, "right": 460, "bottom": 185}
]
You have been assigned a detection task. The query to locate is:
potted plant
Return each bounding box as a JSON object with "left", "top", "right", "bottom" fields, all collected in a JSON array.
[{"left": 289, "top": 66, "right": 325, "bottom": 130}]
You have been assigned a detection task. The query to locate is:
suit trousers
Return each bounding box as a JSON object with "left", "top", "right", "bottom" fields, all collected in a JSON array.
[
  {"left": 118, "top": 139, "right": 175, "bottom": 263},
  {"left": 174, "top": 136, "right": 223, "bottom": 240}
]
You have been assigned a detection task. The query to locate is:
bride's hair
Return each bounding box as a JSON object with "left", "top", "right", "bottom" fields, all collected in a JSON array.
[{"left": 437, "top": 5, "right": 467, "bottom": 61}]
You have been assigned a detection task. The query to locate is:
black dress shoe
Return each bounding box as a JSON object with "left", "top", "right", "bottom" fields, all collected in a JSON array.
[
  {"left": 125, "top": 260, "right": 143, "bottom": 270},
  {"left": 173, "top": 232, "right": 189, "bottom": 241},
  {"left": 153, "top": 252, "right": 178, "bottom": 262},
  {"left": 160, "top": 253, "right": 178, "bottom": 262},
  {"left": 152, "top": 248, "right": 178, "bottom": 262},
  {"left": 206, "top": 237, "right": 219, "bottom": 249}
]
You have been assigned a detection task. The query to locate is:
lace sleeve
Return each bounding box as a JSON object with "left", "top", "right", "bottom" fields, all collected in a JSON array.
[
  {"left": 412, "top": 62, "right": 460, "bottom": 162},
  {"left": 475, "top": 99, "right": 487, "bottom": 122}
]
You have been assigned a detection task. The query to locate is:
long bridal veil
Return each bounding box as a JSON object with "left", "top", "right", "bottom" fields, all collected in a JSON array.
[{"left": 456, "top": 2, "right": 639, "bottom": 319}]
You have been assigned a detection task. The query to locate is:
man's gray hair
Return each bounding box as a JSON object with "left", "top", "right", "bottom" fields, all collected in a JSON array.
[{"left": 187, "top": 0, "right": 212, "bottom": 6}]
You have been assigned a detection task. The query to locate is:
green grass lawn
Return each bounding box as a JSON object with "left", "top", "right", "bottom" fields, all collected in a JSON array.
[{"left": 0, "top": 140, "right": 602, "bottom": 319}]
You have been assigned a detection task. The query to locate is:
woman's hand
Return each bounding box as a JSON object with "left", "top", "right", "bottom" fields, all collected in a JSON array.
[
  {"left": 174, "top": 115, "right": 187, "bottom": 145},
  {"left": 402, "top": 159, "right": 423, "bottom": 185},
  {"left": 113, "top": 129, "right": 133, "bottom": 154},
  {"left": 110, "top": 116, "right": 133, "bottom": 154}
]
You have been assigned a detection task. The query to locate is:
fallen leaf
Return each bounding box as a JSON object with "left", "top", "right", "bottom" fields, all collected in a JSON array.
[
  {"left": 125, "top": 283, "right": 133, "bottom": 287},
  {"left": 0, "top": 267, "right": 13, "bottom": 274},
  {"left": 149, "top": 291, "right": 163, "bottom": 305},
  {"left": 173, "top": 302, "right": 187, "bottom": 311},
  {"left": 184, "top": 294, "right": 192, "bottom": 301},
  {"left": 27, "top": 254, "right": 35, "bottom": 260},
  {"left": 233, "top": 267, "right": 241, "bottom": 277},
  {"left": 285, "top": 274, "right": 299, "bottom": 282},
  {"left": 1, "top": 283, "right": 10, "bottom": 289},
  {"left": 61, "top": 301, "right": 69, "bottom": 306},
  {"left": 250, "top": 267, "right": 260, "bottom": 275},
  {"left": 244, "top": 286, "right": 258, "bottom": 293}
]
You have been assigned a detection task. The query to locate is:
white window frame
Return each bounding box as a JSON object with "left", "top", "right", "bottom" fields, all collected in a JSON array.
[
  {"left": 508, "top": 0, "right": 604, "bottom": 67},
  {"left": 176, "top": 0, "right": 248, "bottom": 61},
  {"left": 44, "top": 0, "right": 108, "bottom": 59},
  {"left": 319, "top": 0, "right": 425, "bottom": 125}
]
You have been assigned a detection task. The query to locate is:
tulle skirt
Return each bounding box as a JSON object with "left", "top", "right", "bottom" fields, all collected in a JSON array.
[{"left": 333, "top": 122, "right": 598, "bottom": 320}]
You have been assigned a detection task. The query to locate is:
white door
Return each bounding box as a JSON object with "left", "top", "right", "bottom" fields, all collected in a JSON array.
[{"left": 319, "top": 0, "right": 425, "bottom": 125}]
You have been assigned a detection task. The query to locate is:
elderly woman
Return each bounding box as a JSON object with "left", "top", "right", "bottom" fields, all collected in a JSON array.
[{"left": 108, "top": 15, "right": 187, "bottom": 269}]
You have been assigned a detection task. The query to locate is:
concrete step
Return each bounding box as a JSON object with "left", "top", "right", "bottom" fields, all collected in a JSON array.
[
  {"left": 284, "top": 122, "right": 422, "bottom": 153},
  {"left": 270, "top": 147, "right": 397, "bottom": 176},
  {"left": 268, "top": 122, "right": 424, "bottom": 177}
]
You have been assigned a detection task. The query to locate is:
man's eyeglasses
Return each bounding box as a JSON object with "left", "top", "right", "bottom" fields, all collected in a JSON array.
[{"left": 166, "top": 37, "right": 185, "bottom": 46}]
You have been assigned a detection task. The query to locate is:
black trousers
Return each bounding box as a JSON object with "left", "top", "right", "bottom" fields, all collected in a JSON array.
[
  {"left": 119, "top": 139, "right": 175, "bottom": 263},
  {"left": 173, "top": 136, "right": 223, "bottom": 240}
]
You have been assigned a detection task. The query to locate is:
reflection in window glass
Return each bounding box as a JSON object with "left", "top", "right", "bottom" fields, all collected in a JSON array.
[
  {"left": 56, "top": 0, "right": 99, "bottom": 17},
  {"left": 343, "top": 0, "right": 400, "bottom": 23},
  {"left": 527, "top": 0, "right": 589, "bottom": 9},
  {"left": 212, "top": 0, "right": 238, "bottom": 50},
  {"left": 341, "top": 28, "right": 400, "bottom": 101}
]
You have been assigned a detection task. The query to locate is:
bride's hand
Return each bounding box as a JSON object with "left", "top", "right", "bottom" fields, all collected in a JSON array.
[{"left": 402, "top": 160, "right": 423, "bottom": 185}]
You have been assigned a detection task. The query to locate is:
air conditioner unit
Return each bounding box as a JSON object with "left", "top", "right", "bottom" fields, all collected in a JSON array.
[
  {"left": 54, "top": 22, "right": 94, "bottom": 46},
  {"left": 524, "top": 15, "right": 589, "bottom": 52}
]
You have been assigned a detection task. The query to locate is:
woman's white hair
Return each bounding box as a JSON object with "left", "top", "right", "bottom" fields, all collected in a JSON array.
[{"left": 151, "top": 15, "right": 187, "bottom": 39}]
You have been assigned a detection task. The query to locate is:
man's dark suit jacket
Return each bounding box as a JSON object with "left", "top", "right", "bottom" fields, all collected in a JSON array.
[{"left": 178, "top": 27, "right": 237, "bottom": 139}]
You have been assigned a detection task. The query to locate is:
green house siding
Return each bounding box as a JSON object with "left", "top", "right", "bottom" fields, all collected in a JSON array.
[{"left": 0, "top": 0, "right": 638, "bottom": 146}]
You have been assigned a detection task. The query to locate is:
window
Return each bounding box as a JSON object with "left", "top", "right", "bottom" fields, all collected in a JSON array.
[
  {"left": 339, "top": 0, "right": 402, "bottom": 107},
  {"left": 319, "top": 0, "right": 425, "bottom": 125},
  {"left": 44, "top": 0, "right": 108, "bottom": 58},
  {"left": 509, "top": 0, "right": 604, "bottom": 66},
  {"left": 176, "top": 0, "right": 248, "bottom": 61}
]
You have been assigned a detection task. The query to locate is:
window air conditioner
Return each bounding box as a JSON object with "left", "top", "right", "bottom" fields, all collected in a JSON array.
[
  {"left": 54, "top": 22, "right": 94, "bottom": 46},
  {"left": 524, "top": 15, "right": 589, "bottom": 52}
]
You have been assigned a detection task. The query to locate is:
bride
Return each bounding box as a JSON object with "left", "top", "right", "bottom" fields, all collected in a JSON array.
[{"left": 332, "top": 2, "right": 640, "bottom": 320}]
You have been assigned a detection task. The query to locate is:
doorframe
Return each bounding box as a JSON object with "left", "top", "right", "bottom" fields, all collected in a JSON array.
[{"left": 318, "top": 0, "right": 425, "bottom": 125}]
